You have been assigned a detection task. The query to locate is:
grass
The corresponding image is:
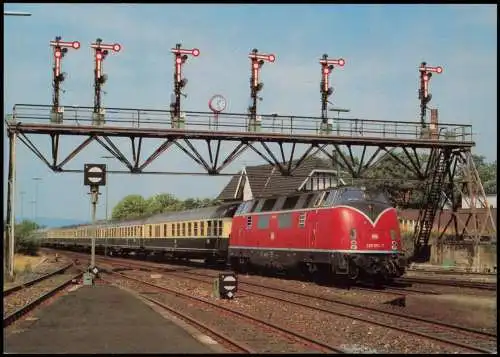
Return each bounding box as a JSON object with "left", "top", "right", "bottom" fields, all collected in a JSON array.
[{"left": 3, "top": 254, "right": 45, "bottom": 286}]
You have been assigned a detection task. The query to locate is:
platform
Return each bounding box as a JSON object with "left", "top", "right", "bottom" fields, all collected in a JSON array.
[{"left": 3, "top": 283, "right": 221, "bottom": 353}]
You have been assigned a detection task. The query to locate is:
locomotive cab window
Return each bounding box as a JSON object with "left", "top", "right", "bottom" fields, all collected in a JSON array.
[
  {"left": 282, "top": 195, "right": 300, "bottom": 210},
  {"left": 261, "top": 198, "right": 277, "bottom": 212}
]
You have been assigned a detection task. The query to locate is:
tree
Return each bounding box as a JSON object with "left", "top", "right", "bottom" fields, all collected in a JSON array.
[
  {"left": 471, "top": 155, "right": 496, "bottom": 195},
  {"left": 146, "top": 193, "right": 183, "bottom": 215},
  {"left": 112, "top": 194, "right": 148, "bottom": 220},
  {"left": 15, "top": 220, "right": 40, "bottom": 256}
]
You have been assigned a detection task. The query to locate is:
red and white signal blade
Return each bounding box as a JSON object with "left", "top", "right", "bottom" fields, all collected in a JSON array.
[
  {"left": 424, "top": 66, "right": 443, "bottom": 74},
  {"left": 50, "top": 40, "right": 81, "bottom": 49},
  {"left": 91, "top": 43, "right": 121, "bottom": 52},
  {"left": 248, "top": 53, "right": 275, "bottom": 62},
  {"left": 171, "top": 48, "right": 199, "bottom": 56},
  {"left": 320, "top": 58, "right": 345, "bottom": 66}
]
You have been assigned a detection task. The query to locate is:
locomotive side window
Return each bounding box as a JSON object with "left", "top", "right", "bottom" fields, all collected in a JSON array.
[
  {"left": 246, "top": 216, "right": 253, "bottom": 229},
  {"left": 257, "top": 215, "right": 270, "bottom": 229},
  {"left": 283, "top": 196, "right": 300, "bottom": 210},
  {"left": 261, "top": 198, "right": 277, "bottom": 212},
  {"left": 299, "top": 213, "right": 306, "bottom": 228},
  {"left": 278, "top": 213, "right": 292, "bottom": 228}
]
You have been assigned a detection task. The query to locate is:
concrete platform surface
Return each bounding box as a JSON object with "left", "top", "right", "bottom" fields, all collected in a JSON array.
[{"left": 4, "top": 284, "right": 218, "bottom": 354}]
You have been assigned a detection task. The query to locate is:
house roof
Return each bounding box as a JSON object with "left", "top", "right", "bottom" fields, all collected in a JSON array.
[{"left": 216, "top": 155, "right": 343, "bottom": 201}]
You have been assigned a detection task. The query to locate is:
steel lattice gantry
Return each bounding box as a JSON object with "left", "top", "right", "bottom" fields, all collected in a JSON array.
[{"left": 4, "top": 104, "right": 496, "bottom": 265}]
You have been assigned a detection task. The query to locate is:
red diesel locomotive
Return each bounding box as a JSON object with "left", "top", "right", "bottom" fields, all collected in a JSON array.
[{"left": 228, "top": 186, "right": 406, "bottom": 281}]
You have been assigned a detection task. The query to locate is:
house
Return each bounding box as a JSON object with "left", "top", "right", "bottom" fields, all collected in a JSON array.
[{"left": 216, "top": 155, "right": 347, "bottom": 202}]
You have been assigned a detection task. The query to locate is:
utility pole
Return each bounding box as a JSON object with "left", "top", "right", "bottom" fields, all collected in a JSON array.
[{"left": 32, "top": 177, "right": 42, "bottom": 223}]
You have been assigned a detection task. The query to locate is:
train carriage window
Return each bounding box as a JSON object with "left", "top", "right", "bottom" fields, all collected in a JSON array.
[
  {"left": 299, "top": 213, "right": 307, "bottom": 228},
  {"left": 257, "top": 215, "right": 270, "bottom": 229},
  {"left": 278, "top": 213, "right": 292, "bottom": 228},
  {"left": 218, "top": 220, "right": 223, "bottom": 236},
  {"left": 283, "top": 196, "right": 300, "bottom": 210},
  {"left": 207, "top": 221, "right": 212, "bottom": 236},
  {"left": 261, "top": 198, "right": 277, "bottom": 212},
  {"left": 200, "top": 221, "right": 205, "bottom": 236},
  {"left": 246, "top": 216, "right": 252, "bottom": 229},
  {"left": 194, "top": 222, "right": 198, "bottom": 236},
  {"left": 182, "top": 223, "right": 186, "bottom": 236}
]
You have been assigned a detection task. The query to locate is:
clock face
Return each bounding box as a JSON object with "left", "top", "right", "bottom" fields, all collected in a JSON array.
[{"left": 210, "top": 95, "right": 226, "bottom": 112}]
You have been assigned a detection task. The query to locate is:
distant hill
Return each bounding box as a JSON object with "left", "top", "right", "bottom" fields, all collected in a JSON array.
[{"left": 14, "top": 217, "right": 89, "bottom": 228}]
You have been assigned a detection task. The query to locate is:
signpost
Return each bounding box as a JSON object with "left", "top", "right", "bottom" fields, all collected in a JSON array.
[
  {"left": 319, "top": 54, "right": 345, "bottom": 134},
  {"left": 83, "top": 163, "right": 106, "bottom": 281},
  {"left": 247, "top": 48, "right": 275, "bottom": 132},
  {"left": 213, "top": 271, "right": 238, "bottom": 299},
  {"left": 49, "top": 37, "right": 80, "bottom": 123},
  {"left": 170, "top": 43, "right": 200, "bottom": 128},
  {"left": 418, "top": 61, "right": 443, "bottom": 128},
  {"left": 90, "top": 38, "right": 121, "bottom": 126}
]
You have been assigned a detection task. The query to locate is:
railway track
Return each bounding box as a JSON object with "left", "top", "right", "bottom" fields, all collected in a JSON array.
[
  {"left": 4, "top": 262, "right": 75, "bottom": 297},
  {"left": 94, "top": 256, "right": 496, "bottom": 354},
  {"left": 101, "top": 269, "right": 346, "bottom": 354},
  {"left": 56, "top": 251, "right": 497, "bottom": 353},
  {"left": 3, "top": 271, "right": 83, "bottom": 327},
  {"left": 397, "top": 277, "right": 497, "bottom": 291}
]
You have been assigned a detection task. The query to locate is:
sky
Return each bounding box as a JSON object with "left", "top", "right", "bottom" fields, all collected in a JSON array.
[{"left": 3, "top": 4, "right": 497, "bottom": 222}]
